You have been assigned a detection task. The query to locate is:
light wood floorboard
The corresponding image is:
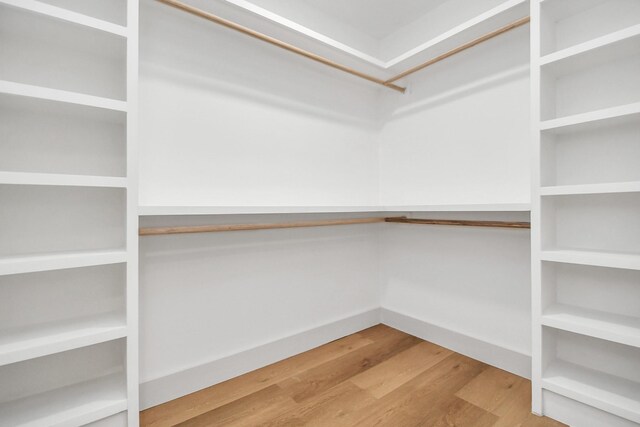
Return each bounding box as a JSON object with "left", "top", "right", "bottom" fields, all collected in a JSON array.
[{"left": 141, "top": 325, "right": 565, "bottom": 427}]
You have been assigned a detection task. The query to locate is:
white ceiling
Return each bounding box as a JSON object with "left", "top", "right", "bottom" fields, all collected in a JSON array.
[{"left": 298, "top": 0, "right": 449, "bottom": 40}]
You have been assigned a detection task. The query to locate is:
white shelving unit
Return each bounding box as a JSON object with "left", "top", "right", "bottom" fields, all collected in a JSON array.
[
  {"left": 0, "top": 0, "right": 138, "bottom": 425},
  {"left": 532, "top": 0, "right": 640, "bottom": 425}
]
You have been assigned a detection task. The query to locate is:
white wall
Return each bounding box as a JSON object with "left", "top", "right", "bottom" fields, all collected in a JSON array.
[
  {"left": 139, "top": 0, "right": 380, "bottom": 207},
  {"left": 378, "top": 24, "right": 531, "bottom": 206},
  {"left": 138, "top": 214, "right": 381, "bottom": 407},
  {"left": 380, "top": 212, "right": 532, "bottom": 377},
  {"left": 375, "top": 21, "right": 532, "bottom": 376}
]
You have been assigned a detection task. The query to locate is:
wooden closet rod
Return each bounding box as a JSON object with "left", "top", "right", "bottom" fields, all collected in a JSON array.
[
  {"left": 156, "top": 1, "right": 530, "bottom": 92},
  {"left": 139, "top": 216, "right": 531, "bottom": 236},
  {"left": 156, "top": 0, "right": 406, "bottom": 93},
  {"left": 385, "top": 217, "right": 531, "bottom": 229},
  {"left": 385, "top": 16, "right": 531, "bottom": 84},
  {"left": 139, "top": 216, "right": 393, "bottom": 236}
]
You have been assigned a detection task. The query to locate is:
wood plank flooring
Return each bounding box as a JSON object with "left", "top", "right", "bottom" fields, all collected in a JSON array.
[{"left": 140, "top": 325, "right": 565, "bottom": 427}]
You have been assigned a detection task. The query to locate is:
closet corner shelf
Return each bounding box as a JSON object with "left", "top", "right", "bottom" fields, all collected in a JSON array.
[
  {"left": 539, "top": 102, "right": 640, "bottom": 132},
  {"left": 220, "top": 0, "right": 528, "bottom": 71},
  {"left": 0, "top": 172, "right": 128, "bottom": 188},
  {"left": 387, "top": 203, "right": 531, "bottom": 212},
  {"left": 0, "top": 250, "right": 128, "bottom": 277},
  {"left": 0, "top": 314, "right": 127, "bottom": 367},
  {"left": 0, "top": 80, "right": 128, "bottom": 112},
  {"left": 0, "top": 373, "right": 127, "bottom": 427},
  {"left": 540, "top": 249, "right": 640, "bottom": 271},
  {"left": 540, "top": 182, "right": 640, "bottom": 196},
  {"left": 542, "top": 360, "right": 640, "bottom": 424},
  {"left": 0, "top": 0, "right": 128, "bottom": 37},
  {"left": 542, "top": 304, "right": 640, "bottom": 348},
  {"left": 384, "top": 0, "right": 529, "bottom": 68},
  {"left": 138, "top": 205, "right": 383, "bottom": 216},
  {"left": 540, "top": 24, "right": 640, "bottom": 75},
  {"left": 138, "top": 203, "right": 532, "bottom": 216}
]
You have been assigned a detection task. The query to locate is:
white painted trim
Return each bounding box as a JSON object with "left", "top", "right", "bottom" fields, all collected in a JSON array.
[
  {"left": 139, "top": 308, "right": 381, "bottom": 409},
  {"left": 380, "top": 308, "right": 532, "bottom": 379},
  {"left": 140, "top": 306, "right": 536, "bottom": 409}
]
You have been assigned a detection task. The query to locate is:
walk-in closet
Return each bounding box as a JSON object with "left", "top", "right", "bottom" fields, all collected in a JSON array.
[{"left": 1, "top": 0, "right": 639, "bottom": 426}]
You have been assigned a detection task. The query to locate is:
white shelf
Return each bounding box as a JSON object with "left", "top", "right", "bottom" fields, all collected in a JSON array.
[
  {"left": 541, "top": 24, "right": 640, "bottom": 76},
  {"left": 540, "top": 182, "right": 640, "bottom": 196},
  {"left": 385, "top": 0, "right": 530, "bottom": 68},
  {"left": 138, "top": 203, "right": 531, "bottom": 216},
  {"left": 0, "top": 314, "right": 127, "bottom": 367},
  {"left": 0, "top": 172, "right": 127, "bottom": 188},
  {"left": 542, "top": 304, "right": 640, "bottom": 348},
  {"left": 0, "top": 250, "right": 128, "bottom": 276},
  {"left": 0, "top": 80, "right": 127, "bottom": 112},
  {"left": 540, "top": 102, "right": 640, "bottom": 133},
  {"left": 138, "top": 205, "right": 384, "bottom": 216},
  {"left": 543, "top": 360, "right": 640, "bottom": 424},
  {"left": 389, "top": 203, "right": 532, "bottom": 212},
  {"left": 541, "top": 249, "right": 640, "bottom": 271},
  {"left": 0, "top": 373, "right": 127, "bottom": 427},
  {"left": 0, "top": 0, "right": 128, "bottom": 37},
  {"left": 220, "top": 0, "right": 529, "bottom": 70}
]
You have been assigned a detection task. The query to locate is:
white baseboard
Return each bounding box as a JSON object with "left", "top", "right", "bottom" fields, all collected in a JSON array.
[
  {"left": 139, "top": 308, "right": 381, "bottom": 410},
  {"left": 141, "top": 307, "right": 533, "bottom": 410},
  {"left": 380, "top": 308, "right": 531, "bottom": 379}
]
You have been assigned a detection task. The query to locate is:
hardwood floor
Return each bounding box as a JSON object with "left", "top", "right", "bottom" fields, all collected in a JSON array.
[{"left": 140, "top": 325, "right": 565, "bottom": 427}]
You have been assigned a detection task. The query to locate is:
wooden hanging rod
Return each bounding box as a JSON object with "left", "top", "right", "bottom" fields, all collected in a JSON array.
[
  {"left": 385, "top": 217, "right": 531, "bottom": 229},
  {"left": 156, "top": 0, "right": 529, "bottom": 92},
  {"left": 156, "top": 0, "right": 406, "bottom": 93},
  {"left": 385, "top": 16, "right": 531, "bottom": 84},
  {"left": 139, "top": 216, "right": 531, "bottom": 236},
  {"left": 139, "top": 216, "right": 393, "bottom": 236}
]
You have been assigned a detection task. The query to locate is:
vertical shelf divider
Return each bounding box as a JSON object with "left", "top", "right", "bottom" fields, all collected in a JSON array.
[
  {"left": 530, "top": 0, "right": 543, "bottom": 416},
  {"left": 126, "top": 0, "right": 140, "bottom": 425}
]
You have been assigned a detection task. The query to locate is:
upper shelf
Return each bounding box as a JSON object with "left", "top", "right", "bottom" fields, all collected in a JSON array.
[
  {"left": 384, "top": 0, "right": 529, "bottom": 70},
  {"left": 0, "top": 0, "right": 128, "bottom": 37},
  {"left": 138, "top": 203, "right": 532, "bottom": 216},
  {"left": 213, "top": 0, "right": 529, "bottom": 72}
]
